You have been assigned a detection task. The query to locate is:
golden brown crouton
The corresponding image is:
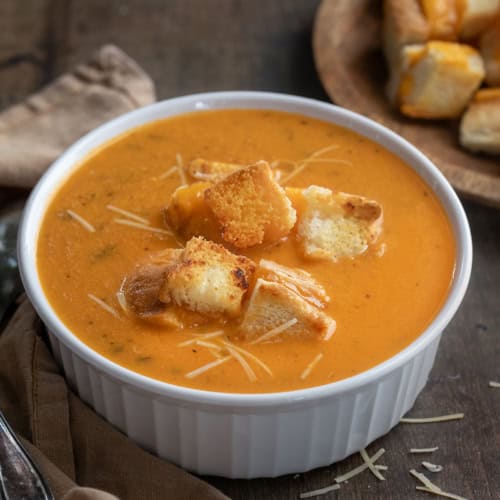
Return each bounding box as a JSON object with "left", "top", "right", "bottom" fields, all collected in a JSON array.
[
  {"left": 239, "top": 278, "right": 336, "bottom": 342},
  {"left": 258, "top": 259, "right": 330, "bottom": 308},
  {"left": 187, "top": 158, "right": 244, "bottom": 182},
  {"left": 204, "top": 161, "right": 297, "bottom": 248},
  {"left": 163, "top": 182, "right": 222, "bottom": 242},
  {"left": 121, "top": 248, "right": 182, "bottom": 316},
  {"left": 296, "top": 186, "right": 383, "bottom": 262},
  {"left": 160, "top": 236, "right": 256, "bottom": 317}
]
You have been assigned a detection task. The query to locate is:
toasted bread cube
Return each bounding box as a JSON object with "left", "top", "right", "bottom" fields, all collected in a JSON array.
[
  {"left": 122, "top": 249, "right": 182, "bottom": 316},
  {"left": 397, "top": 41, "right": 485, "bottom": 119},
  {"left": 480, "top": 17, "right": 500, "bottom": 86},
  {"left": 163, "top": 182, "right": 222, "bottom": 242},
  {"left": 239, "top": 278, "right": 336, "bottom": 342},
  {"left": 459, "top": 0, "right": 500, "bottom": 39},
  {"left": 460, "top": 88, "right": 500, "bottom": 154},
  {"left": 382, "top": 0, "right": 430, "bottom": 68},
  {"left": 258, "top": 259, "right": 330, "bottom": 308},
  {"left": 296, "top": 186, "right": 383, "bottom": 262},
  {"left": 187, "top": 158, "right": 244, "bottom": 182},
  {"left": 205, "top": 161, "right": 297, "bottom": 248},
  {"left": 161, "top": 236, "right": 256, "bottom": 317}
]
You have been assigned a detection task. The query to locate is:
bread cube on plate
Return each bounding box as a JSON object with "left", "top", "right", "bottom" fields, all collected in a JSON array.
[
  {"left": 460, "top": 88, "right": 500, "bottom": 154},
  {"left": 420, "top": 0, "right": 460, "bottom": 40},
  {"left": 205, "top": 161, "right": 296, "bottom": 248},
  {"left": 296, "top": 186, "right": 383, "bottom": 262},
  {"left": 396, "top": 41, "right": 485, "bottom": 119},
  {"left": 239, "top": 278, "right": 336, "bottom": 342},
  {"left": 459, "top": 0, "right": 500, "bottom": 39},
  {"left": 161, "top": 236, "right": 256, "bottom": 317}
]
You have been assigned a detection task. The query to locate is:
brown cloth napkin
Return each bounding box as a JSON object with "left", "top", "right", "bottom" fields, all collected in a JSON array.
[
  {"left": 0, "top": 44, "right": 155, "bottom": 188},
  {"left": 0, "top": 296, "right": 229, "bottom": 500}
]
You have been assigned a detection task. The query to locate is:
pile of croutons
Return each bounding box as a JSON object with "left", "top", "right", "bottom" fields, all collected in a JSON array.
[
  {"left": 122, "top": 160, "right": 384, "bottom": 342},
  {"left": 383, "top": 0, "right": 500, "bottom": 155}
]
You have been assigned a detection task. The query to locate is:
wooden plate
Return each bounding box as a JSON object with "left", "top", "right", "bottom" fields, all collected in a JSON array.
[{"left": 313, "top": 0, "right": 500, "bottom": 208}]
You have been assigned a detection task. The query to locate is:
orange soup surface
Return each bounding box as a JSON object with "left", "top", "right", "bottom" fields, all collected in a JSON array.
[{"left": 37, "top": 110, "right": 455, "bottom": 393}]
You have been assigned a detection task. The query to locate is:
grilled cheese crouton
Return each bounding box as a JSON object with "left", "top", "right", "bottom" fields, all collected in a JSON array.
[
  {"left": 480, "top": 17, "right": 500, "bottom": 85},
  {"left": 296, "top": 186, "right": 383, "bottom": 262},
  {"left": 163, "top": 182, "right": 222, "bottom": 242},
  {"left": 458, "top": 0, "right": 500, "bottom": 39},
  {"left": 397, "top": 41, "right": 485, "bottom": 118},
  {"left": 460, "top": 88, "right": 500, "bottom": 153},
  {"left": 187, "top": 158, "right": 244, "bottom": 182},
  {"left": 259, "top": 259, "right": 330, "bottom": 308},
  {"left": 239, "top": 278, "right": 336, "bottom": 342},
  {"left": 122, "top": 249, "right": 182, "bottom": 316},
  {"left": 420, "top": 0, "right": 460, "bottom": 40},
  {"left": 383, "top": 0, "right": 430, "bottom": 68},
  {"left": 160, "top": 236, "right": 256, "bottom": 317},
  {"left": 205, "top": 161, "right": 297, "bottom": 248}
]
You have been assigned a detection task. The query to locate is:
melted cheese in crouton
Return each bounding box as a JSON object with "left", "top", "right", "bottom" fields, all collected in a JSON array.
[
  {"left": 240, "top": 278, "right": 336, "bottom": 342},
  {"left": 163, "top": 182, "right": 222, "bottom": 242},
  {"left": 204, "top": 161, "right": 297, "bottom": 248},
  {"left": 161, "top": 236, "right": 256, "bottom": 317},
  {"left": 187, "top": 158, "right": 244, "bottom": 182},
  {"left": 297, "top": 186, "right": 383, "bottom": 262}
]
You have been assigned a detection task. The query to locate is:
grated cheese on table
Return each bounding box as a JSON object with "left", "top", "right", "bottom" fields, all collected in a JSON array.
[
  {"left": 299, "top": 483, "right": 340, "bottom": 499},
  {"left": 410, "top": 447, "right": 439, "bottom": 454},
  {"left": 66, "top": 209, "right": 95, "bottom": 232},
  {"left": 335, "top": 448, "right": 386, "bottom": 483},
  {"left": 400, "top": 413, "right": 464, "bottom": 424}
]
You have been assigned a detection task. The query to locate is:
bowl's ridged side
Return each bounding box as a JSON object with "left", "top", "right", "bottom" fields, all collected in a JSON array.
[{"left": 47, "top": 330, "right": 441, "bottom": 478}]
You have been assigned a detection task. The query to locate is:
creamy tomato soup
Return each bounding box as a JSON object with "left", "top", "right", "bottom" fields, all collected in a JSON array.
[{"left": 37, "top": 109, "right": 455, "bottom": 393}]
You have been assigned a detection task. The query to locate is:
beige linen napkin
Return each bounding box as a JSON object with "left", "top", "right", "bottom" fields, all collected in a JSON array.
[
  {"left": 0, "top": 297, "right": 229, "bottom": 500},
  {"left": 0, "top": 44, "right": 155, "bottom": 188}
]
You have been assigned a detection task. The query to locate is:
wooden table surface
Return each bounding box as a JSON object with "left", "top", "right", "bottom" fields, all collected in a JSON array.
[{"left": 1, "top": 1, "right": 498, "bottom": 499}]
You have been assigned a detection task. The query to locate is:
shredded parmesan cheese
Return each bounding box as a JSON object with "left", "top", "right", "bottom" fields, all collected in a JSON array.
[
  {"left": 410, "top": 447, "right": 439, "bottom": 454},
  {"left": 66, "top": 209, "right": 95, "bottom": 232},
  {"left": 401, "top": 413, "right": 464, "bottom": 424},
  {"left": 422, "top": 461, "right": 443, "bottom": 473},
  {"left": 225, "top": 345, "right": 257, "bottom": 382},
  {"left": 249, "top": 318, "right": 298, "bottom": 345},
  {"left": 489, "top": 381, "right": 500, "bottom": 388},
  {"left": 106, "top": 205, "right": 149, "bottom": 224},
  {"left": 178, "top": 331, "right": 224, "bottom": 347},
  {"left": 185, "top": 355, "right": 231, "bottom": 379},
  {"left": 280, "top": 144, "right": 344, "bottom": 184},
  {"left": 300, "top": 353, "right": 324, "bottom": 380},
  {"left": 88, "top": 294, "right": 120, "bottom": 318},
  {"left": 222, "top": 340, "right": 273, "bottom": 376},
  {"left": 410, "top": 469, "right": 467, "bottom": 500},
  {"left": 176, "top": 153, "right": 188, "bottom": 185},
  {"left": 113, "top": 218, "right": 173, "bottom": 235},
  {"left": 195, "top": 340, "right": 223, "bottom": 350},
  {"left": 158, "top": 166, "right": 178, "bottom": 180},
  {"left": 360, "top": 448, "right": 385, "bottom": 481},
  {"left": 335, "top": 448, "right": 386, "bottom": 484},
  {"left": 299, "top": 483, "right": 340, "bottom": 499},
  {"left": 116, "top": 291, "right": 128, "bottom": 313}
]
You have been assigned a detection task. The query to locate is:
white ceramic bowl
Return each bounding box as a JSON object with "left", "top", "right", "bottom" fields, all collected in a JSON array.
[{"left": 18, "top": 92, "right": 472, "bottom": 478}]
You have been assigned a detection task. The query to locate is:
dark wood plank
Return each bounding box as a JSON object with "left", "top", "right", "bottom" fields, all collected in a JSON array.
[{"left": 0, "top": 1, "right": 498, "bottom": 498}]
